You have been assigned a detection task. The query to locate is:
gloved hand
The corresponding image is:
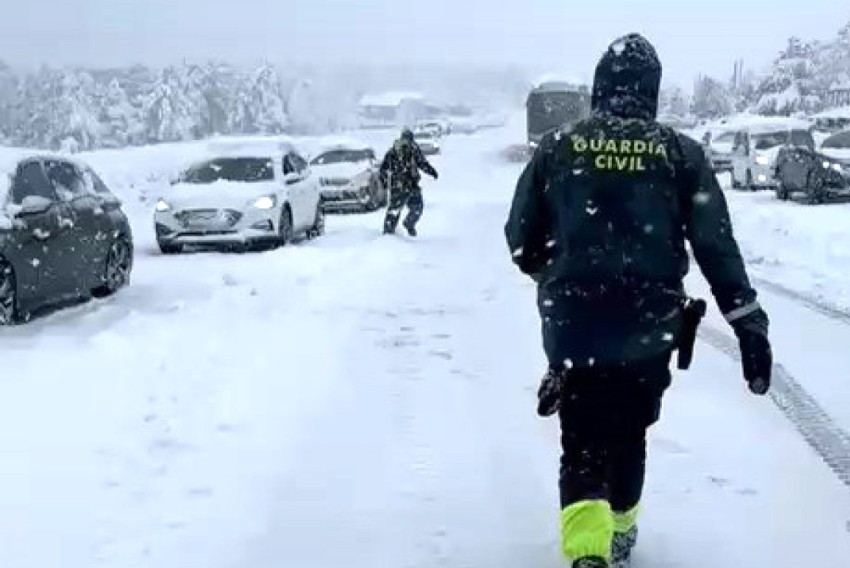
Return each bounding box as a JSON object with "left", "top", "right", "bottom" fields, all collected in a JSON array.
[
  {"left": 732, "top": 308, "right": 772, "bottom": 395},
  {"left": 432, "top": 171, "right": 439, "bottom": 180},
  {"left": 537, "top": 367, "right": 565, "bottom": 417}
]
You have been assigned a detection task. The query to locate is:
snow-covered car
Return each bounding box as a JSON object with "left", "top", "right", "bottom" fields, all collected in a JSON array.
[
  {"left": 774, "top": 144, "right": 850, "bottom": 203},
  {"left": 0, "top": 154, "right": 133, "bottom": 324},
  {"left": 154, "top": 143, "right": 324, "bottom": 254},
  {"left": 309, "top": 145, "right": 387, "bottom": 213},
  {"left": 727, "top": 118, "right": 814, "bottom": 190},
  {"left": 414, "top": 131, "right": 441, "bottom": 155},
  {"left": 657, "top": 113, "right": 697, "bottom": 131},
  {"left": 414, "top": 121, "right": 447, "bottom": 138},
  {"left": 820, "top": 129, "right": 850, "bottom": 163},
  {"left": 701, "top": 130, "right": 735, "bottom": 173}
]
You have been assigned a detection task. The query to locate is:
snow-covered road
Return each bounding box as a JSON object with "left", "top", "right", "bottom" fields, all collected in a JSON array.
[{"left": 2, "top": 124, "right": 850, "bottom": 568}]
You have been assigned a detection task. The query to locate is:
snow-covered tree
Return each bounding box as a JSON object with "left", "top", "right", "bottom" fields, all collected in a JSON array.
[
  {"left": 228, "top": 64, "right": 288, "bottom": 135},
  {"left": 142, "top": 66, "right": 199, "bottom": 143},
  {"left": 752, "top": 37, "right": 822, "bottom": 115},
  {"left": 692, "top": 76, "right": 734, "bottom": 119},
  {"left": 98, "top": 78, "right": 143, "bottom": 147},
  {"left": 659, "top": 86, "right": 691, "bottom": 117}
]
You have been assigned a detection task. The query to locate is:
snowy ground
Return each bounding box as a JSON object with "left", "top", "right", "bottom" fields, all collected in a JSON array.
[{"left": 2, "top": 120, "right": 850, "bottom": 567}]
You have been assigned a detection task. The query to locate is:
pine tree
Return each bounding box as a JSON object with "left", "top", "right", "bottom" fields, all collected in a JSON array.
[
  {"left": 692, "top": 76, "right": 734, "bottom": 119},
  {"left": 228, "top": 63, "right": 288, "bottom": 135},
  {"left": 142, "top": 66, "right": 198, "bottom": 143}
]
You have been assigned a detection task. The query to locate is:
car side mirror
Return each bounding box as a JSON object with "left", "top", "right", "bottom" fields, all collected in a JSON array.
[
  {"left": 283, "top": 173, "right": 300, "bottom": 185},
  {"left": 17, "top": 196, "right": 52, "bottom": 216}
]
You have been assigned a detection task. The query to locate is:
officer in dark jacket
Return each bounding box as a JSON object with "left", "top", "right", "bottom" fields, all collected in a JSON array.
[
  {"left": 505, "top": 34, "right": 772, "bottom": 568},
  {"left": 380, "top": 128, "right": 439, "bottom": 236}
]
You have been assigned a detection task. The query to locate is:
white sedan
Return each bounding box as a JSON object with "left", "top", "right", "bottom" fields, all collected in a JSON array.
[{"left": 154, "top": 149, "right": 324, "bottom": 254}]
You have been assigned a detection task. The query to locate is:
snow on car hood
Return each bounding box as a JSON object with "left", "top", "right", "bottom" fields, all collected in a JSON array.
[
  {"left": 711, "top": 141, "right": 734, "bottom": 155},
  {"left": 163, "top": 181, "right": 280, "bottom": 210},
  {"left": 821, "top": 148, "right": 850, "bottom": 164},
  {"left": 754, "top": 146, "right": 783, "bottom": 164},
  {"left": 311, "top": 162, "right": 369, "bottom": 180}
]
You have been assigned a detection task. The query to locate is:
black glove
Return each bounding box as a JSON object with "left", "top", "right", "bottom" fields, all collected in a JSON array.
[
  {"left": 732, "top": 308, "right": 772, "bottom": 395},
  {"left": 537, "top": 367, "right": 565, "bottom": 417},
  {"left": 432, "top": 171, "right": 439, "bottom": 180}
]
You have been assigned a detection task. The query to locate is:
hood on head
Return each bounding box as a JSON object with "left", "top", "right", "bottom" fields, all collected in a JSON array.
[{"left": 592, "top": 33, "right": 662, "bottom": 121}]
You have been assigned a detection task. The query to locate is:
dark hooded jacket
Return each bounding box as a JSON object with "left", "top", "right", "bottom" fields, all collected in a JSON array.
[
  {"left": 505, "top": 34, "right": 759, "bottom": 367},
  {"left": 379, "top": 136, "right": 438, "bottom": 192}
]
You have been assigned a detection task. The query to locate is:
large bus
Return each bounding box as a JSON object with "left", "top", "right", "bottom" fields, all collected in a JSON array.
[{"left": 526, "top": 81, "right": 591, "bottom": 149}]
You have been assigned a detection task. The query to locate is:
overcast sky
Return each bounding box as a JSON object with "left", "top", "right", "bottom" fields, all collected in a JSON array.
[{"left": 1, "top": 0, "right": 847, "bottom": 87}]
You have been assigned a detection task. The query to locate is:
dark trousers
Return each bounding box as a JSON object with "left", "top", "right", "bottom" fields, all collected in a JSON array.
[
  {"left": 383, "top": 186, "right": 423, "bottom": 233},
  {"left": 558, "top": 354, "right": 671, "bottom": 513}
]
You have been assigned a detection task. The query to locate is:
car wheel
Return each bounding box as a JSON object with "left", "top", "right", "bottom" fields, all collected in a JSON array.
[
  {"left": 158, "top": 241, "right": 183, "bottom": 255},
  {"left": 0, "top": 260, "right": 19, "bottom": 326},
  {"left": 93, "top": 237, "right": 132, "bottom": 298},
  {"left": 364, "top": 179, "right": 381, "bottom": 211},
  {"left": 776, "top": 184, "right": 790, "bottom": 201},
  {"left": 278, "top": 206, "right": 294, "bottom": 246},
  {"left": 307, "top": 202, "right": 325, "bottom": 238}
]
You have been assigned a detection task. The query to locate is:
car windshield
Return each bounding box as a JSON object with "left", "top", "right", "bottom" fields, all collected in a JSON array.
[
  {"left": 179, "top": 157, "right": 274, "bottom": 184},
  {"left": 753, "top": 132, "right": 787, "bottom": 150},
  {"left": 310, "top": 149, "right": 372, "bottom": 165},
  {"left": 753, "top": 129, "right": 814, "bottom": 151},
  {"left": 715, "top": 132, "right": 736, "bottom": 143},
  {"left": 822, "top": 130, "right": 850, "bottom": 149}
]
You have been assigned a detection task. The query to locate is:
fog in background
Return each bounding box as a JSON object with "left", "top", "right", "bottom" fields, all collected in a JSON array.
[{"left": 1, "top": 0, "right": 848, "bottom": 89}]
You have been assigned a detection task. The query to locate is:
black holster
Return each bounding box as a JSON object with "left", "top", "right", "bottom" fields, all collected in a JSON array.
[{"left": 677, "top": 298, "right": 707, "bottom": 370}]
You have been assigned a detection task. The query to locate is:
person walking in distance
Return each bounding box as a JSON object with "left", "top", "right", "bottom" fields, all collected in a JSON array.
[
  {"left": 380, "top": 127, "right": 438, "bottom": 236},
  {"left": 504, "top": 33, "right": 773, "bottom": 568}
]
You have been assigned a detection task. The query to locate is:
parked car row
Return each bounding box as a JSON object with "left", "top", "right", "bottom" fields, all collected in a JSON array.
[
  {"left": 0, "top": 131, "right": 439, "bottom": 325},
  {"left": 701, "top": 117, "right": 850, "bottom": 204}
]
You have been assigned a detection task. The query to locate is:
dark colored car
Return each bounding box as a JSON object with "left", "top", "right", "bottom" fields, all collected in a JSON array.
[
  {"left": 0, "top": 155, "right": 133, "bottom": 324},
  {"left": 774, "top": 142, "right": 850, "bottom": 204}
]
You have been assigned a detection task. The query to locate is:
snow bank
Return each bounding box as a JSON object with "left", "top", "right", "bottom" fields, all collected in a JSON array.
[
  {"left": 720, "top": 182, "right": 850, "bottom": 310},
  {"left": 813, "top": 106, "right": 850, "bottom": 119}
]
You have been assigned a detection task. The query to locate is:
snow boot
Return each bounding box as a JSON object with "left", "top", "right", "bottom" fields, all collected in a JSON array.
[
  {"left": 573, "top": 556, "right": 608, "bottom": 568},
  {"left": 402, "top": 218, "right": 417, "bottom": 237},
  {"left": 611, "top": 525, "right": 638, "bottom": 566}
]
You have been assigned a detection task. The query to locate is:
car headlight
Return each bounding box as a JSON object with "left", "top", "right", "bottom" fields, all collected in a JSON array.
[
  {"left": 755, "top": 155, "right": 770, "bottom": 166},
  {"left": 155, "top": 199, "right": 170, "bottom": 212},
  {"left": 252, "top": 195, "right": 276, "bottom": 210},
  {"left": 823, "top": 161, "right": 832, "bottom": 169},
  {"left": 832, "top": 163, "right": 843, "bottom": 172}
]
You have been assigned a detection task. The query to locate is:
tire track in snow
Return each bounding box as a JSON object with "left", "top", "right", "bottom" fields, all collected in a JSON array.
[
  {"left": 748, "top": 274, "right": 850, "bottom": 325},
  {"left": 699, "top": 324, "right": 850, "bottom": 489},
  {"left": 688, "top": 251, "right": 850, "bottom": 325}
]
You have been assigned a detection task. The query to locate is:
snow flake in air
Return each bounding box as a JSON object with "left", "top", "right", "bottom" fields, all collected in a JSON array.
[
  {"left": 662, "top": 333, "right": 675, "bottom": 342},
  {"left": 545, "top": 239, "right": 557, "bottom": 249},
  {"left": 30, "top": 258, "right": 41, "bottom": 268},
  {"left": 512, "top": 247, "right": 524, "bottom": 258}
]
